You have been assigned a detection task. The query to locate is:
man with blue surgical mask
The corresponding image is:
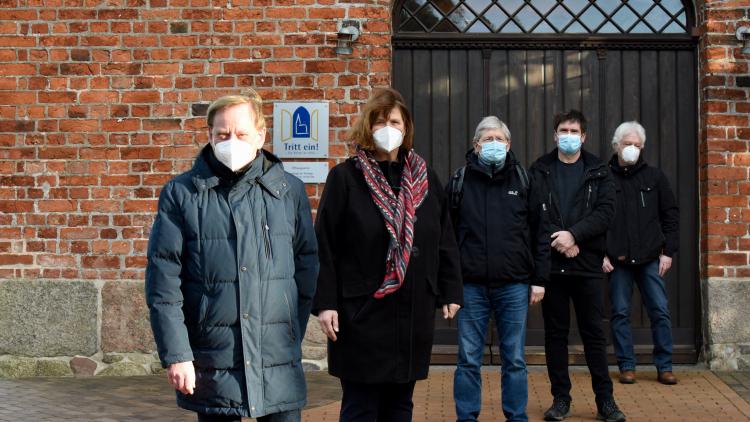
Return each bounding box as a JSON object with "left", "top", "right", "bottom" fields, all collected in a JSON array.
[
  {"left": 447, "top": 116, "right": 550, "bottom": 422},
  {"left": 529, "top": 110, "right": 625, "bottom": 422}
]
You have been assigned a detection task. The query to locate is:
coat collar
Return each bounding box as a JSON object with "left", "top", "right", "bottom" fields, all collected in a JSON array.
[
  {"left": 465, "top": 148, "right": 516, "bottom": 178},
  {"left": 190, "top": 147, "right": 290, "bottom": 199},
  {"left": 608, "top": 153, "right": 647, "bottom": 177}
]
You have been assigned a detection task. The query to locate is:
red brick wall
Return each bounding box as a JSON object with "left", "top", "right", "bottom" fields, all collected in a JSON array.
[
  {"left": 0, "top": 0, "right": 391, "bottom": 281},
  {"left": 1, "top": 0, "right": 748, "bottom": 287},
  {"left": 698, "top": 0, "right": 750, "bottom": 279}
]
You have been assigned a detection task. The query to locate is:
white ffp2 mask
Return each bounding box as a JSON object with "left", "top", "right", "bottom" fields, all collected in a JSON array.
[
  {"left": 373, "top": 126, "right": 404, "bottom": 153},
  {"left": 620, "top": 145, "right": 640, "bottom": 164},
  {"left": 212, "top": 139, "right": 256, "bottom": 171}
]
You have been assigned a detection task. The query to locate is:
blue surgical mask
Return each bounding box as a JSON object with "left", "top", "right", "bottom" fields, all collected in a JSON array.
[
  {"left": 478, "top": 141, "right": 507, "bottom": 166},
  {"left": 558, "top": 134, "right": 582, "bottom": 155}
]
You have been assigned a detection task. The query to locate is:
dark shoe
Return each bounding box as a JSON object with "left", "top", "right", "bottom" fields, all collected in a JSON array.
[
  {"left": 618, "top": 370, "right": 636, "bottom": 384},
  {"left": 544, "top": 397, "right": 572, "bottom": 421},
  {"left": 658, "top": 371, "right": 678, "bottom": 385},
  {"left": 596, "top": 398, "right": 626, "bottom": 422}
]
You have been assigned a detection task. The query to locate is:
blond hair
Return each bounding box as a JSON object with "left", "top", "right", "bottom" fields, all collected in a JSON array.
[{"left": 207, "top": 89, "right": 265, "bottom": 130}]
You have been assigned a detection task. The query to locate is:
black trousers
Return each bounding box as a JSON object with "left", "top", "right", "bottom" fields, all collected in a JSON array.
[
  {"left": 541, "top": 274, "right": 613, "bottom": 405},
  {"left": 339, "top": 379, "right": 417, "bottom": 422}
]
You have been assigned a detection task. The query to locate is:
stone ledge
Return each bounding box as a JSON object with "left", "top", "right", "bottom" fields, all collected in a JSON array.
[{"left": 0, "top": 280, "right": 99, "bottom": 357}]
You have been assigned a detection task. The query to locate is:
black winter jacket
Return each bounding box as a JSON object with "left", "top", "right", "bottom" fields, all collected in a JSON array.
[
  {"left": 529, "top": 149, "right": 616, "bottom": 277},
  {"left": 446, "top": 150, "right": 550, "bottom": 287},
  {"left": 145, "top": 147, "right": 318, "bottom": 418},
  {"left": 312, "top": 157, "right": 463, "bottom": 384},
  {"left": 606, "top": 155, "right": 679, "bottom": 265}
]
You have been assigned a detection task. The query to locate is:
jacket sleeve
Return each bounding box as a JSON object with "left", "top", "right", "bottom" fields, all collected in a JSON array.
[
  {"left": 435, "top": 173, "right": 463, "bottom": 307},
  {"left": 311, "top": 165, "right": 346, "bottom": 315},
  {"left": 528, "top": 172, "right": 551, "bottom": 287},
  {"left": 658, "top": 170, "right": 680, "bottom": 257},
  {"left": 292, "top": 177, "right": 319, "bottom": 340},
  {"left": 568, "top": 169, "right": 616, "bottom": 244},
  {"left": 145, "top": 182, "right": 194, "bottom": 368}
]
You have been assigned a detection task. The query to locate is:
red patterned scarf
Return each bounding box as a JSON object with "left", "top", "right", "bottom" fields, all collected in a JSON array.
[{"left": 355, "top": 148, "right": 429, "bottom": 298}]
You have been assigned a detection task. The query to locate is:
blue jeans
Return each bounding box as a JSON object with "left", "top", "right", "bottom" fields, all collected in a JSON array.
[
  {"left": 454, "top": 283, "right": 529, "bottom": 422},
  {"left": 609, "top": 259, "right": 673, "bottom": 372}
]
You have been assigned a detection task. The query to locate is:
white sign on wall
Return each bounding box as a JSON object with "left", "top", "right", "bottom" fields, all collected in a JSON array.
[
  {"left": 272, "top": 102, "right": 329, "bottom": 158},
  {"left": 284, "top": 162, "right": 330, "bottom": 184}
]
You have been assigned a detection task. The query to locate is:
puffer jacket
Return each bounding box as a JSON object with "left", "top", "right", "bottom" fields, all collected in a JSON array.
[{"left": 145, "top": 147, "right": 318, "bottom": 418}]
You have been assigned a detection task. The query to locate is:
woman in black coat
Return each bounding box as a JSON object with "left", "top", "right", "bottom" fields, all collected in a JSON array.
[{"left": 312, "top": 88, "right": 463, "bottom": 422}]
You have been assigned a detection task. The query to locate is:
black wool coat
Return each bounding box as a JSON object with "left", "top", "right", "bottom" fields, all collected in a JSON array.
[
  {"left": 312, "top": 157, "right": 463, "bottom": 384},
  {"left": 606, "top": 155, "right": 679, "bottom": 265},
  {"left": 529, "top": 148, "right": 616, "bottom": 277}
]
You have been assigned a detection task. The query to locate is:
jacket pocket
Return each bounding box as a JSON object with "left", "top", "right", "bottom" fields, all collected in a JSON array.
[
  {"left": 639, "top": 184, "right": 656, "bottom": 208},
  {"left": 342, "top": 277, "right": 379, "bottom": 324},
  {"left": 283, "top": 292, "right": 296, "bottom": 342},
  {"left": 262, "top": 218, "right": 273, "bottom": 260},
  {"left": 197, "top": 294, "right": 209, "bottom": 337}
]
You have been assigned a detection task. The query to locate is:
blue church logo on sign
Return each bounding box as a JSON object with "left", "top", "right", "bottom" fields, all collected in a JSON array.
[
  {"left": 280, "top": 105, "right": 319, "bottom": 143},
  {"left": 292, "top": 107, "right": 310, "bottom": 138}
]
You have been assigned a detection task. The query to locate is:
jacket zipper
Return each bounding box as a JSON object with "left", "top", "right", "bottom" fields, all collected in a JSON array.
[
  {"left": 585, "top": 184, "right": 592, "bottom": 208},
  {"left": 640, "top": 191, "right": 646, "bottom": 208},
  {"left": 548, "top": 190, "right": 565, "bottom": 228}
]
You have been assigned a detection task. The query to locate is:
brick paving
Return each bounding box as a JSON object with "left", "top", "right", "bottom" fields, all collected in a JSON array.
[{"left": 1, "top": 366, "right": 749, "bottom": 421}]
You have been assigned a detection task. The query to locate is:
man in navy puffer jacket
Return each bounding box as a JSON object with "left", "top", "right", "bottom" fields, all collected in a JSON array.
[{"left": 145, "top": 90, "right": 318, "bottom": 422}]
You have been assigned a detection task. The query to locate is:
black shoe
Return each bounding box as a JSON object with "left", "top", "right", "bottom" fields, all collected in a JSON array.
[
  {"left": 544, "top": 397, "right": 571, "bottom": 421},
  {"left": 596, "top": 398, "right": 626, "bottom": 422}
]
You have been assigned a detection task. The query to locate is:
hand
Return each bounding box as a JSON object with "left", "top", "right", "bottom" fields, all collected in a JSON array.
[
  {"left": 317, "top": 310, "right": 339, "bottom": 342},
  {"left": 563, "top": 244, "right": 579, "bottom": 258},
  {"left": 602, "top": 256, "right": 614, "bottom": 273},
  {"left": 551, "top": 231, "right": 575, "bottom": 250},
  {"left": 442, "top": 303, "right": 460, "bottom": 320},
  {"left": 530, "top": 285, "right": 545, "bottom": 305},
  {"left": 658, "top": 254, "right": 672, "bottom": 277},
  {"left": 167, "top": 361, "right": 195, "bottom": 395}
]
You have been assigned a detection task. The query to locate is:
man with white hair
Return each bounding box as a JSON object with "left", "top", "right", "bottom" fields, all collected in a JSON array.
[
  {"left": 448, "top": 116, "right": 550, "bottom": 422},
  {"left": 603, "top": 121, "right": 679, "bottom": 386}
]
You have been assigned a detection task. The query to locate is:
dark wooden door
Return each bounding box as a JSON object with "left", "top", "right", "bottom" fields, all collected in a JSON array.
[
  {"left": 395, "top": 47, "right": 699, "bottom": 364},
  {"left": 393, "top": 1, "right": 699, "bottom": 362}
]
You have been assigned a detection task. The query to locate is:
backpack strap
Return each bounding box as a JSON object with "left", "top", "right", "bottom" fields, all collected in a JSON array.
[
  {"left": 514, "top": 163, "right": 529, "bottom": 192},
  {"left": 449, "top": 166, "right": 466, "bottom": 210}
]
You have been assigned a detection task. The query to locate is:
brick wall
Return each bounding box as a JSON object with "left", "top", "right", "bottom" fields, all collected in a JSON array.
[
  {"left": 0, "top": 0, "right": 391, "bottom": 282},
  {"left": 700, "top": 0, "right": 750, "bottom": 279},
  {"left": 698, "top": 0, "right": 750, "bottom": 369}
]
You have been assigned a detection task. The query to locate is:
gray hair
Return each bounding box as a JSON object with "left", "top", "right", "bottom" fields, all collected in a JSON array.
[
  {"left": 472, "top": 116, "right": 511, "bottom": 144},
  {"left": 611, "top": 121, "right": 646, "bottom": 148}
]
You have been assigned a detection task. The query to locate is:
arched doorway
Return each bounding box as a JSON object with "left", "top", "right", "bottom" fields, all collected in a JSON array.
[{"left": 392, "top": 0, "right": 700, "bottom": 364}]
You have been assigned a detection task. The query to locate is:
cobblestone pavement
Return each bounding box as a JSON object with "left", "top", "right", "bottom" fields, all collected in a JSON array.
[{"left": 1, "top": 366, "right": 749, "bottom": 421}]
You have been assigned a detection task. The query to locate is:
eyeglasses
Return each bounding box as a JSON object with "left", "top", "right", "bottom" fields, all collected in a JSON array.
[{"left": 478, "top": 136, "right": 508, "bottom": 144}]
